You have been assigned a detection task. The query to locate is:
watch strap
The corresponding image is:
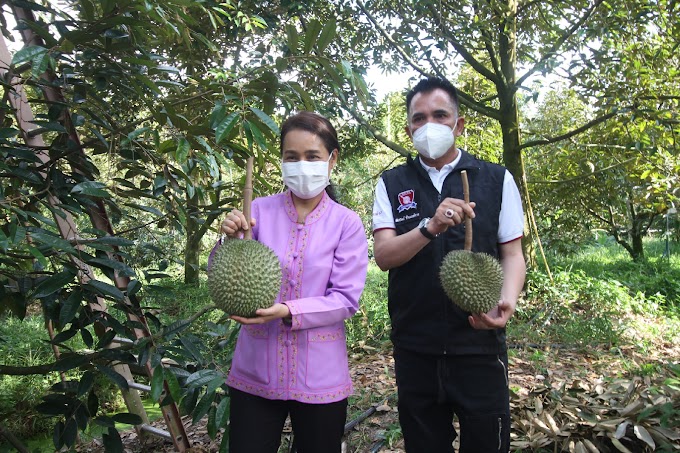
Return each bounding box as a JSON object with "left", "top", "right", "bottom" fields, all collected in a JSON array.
[{"left": 419, "top": 224, "right": 437, "bottom": 240}]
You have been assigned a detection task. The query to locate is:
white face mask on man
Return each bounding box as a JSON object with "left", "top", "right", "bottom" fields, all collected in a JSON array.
[
  {"left": 281, "top": 153, "right": 333, "bottom": 199},
  {"left": 412, "top": 122, "right": 455, "bottom": 160}
]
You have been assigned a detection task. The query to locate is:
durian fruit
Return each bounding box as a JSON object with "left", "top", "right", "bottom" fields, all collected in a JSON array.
[
  {"left": 439, "top": 250, "right": 503, "bottom": 314},
  {"left": 208, "top": 238, "right": 282, "bottom": 317}
]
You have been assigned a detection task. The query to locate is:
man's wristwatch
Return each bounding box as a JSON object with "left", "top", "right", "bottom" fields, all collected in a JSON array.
[{"left": 418, "top": 217, "right": 438, "bottom": 240}]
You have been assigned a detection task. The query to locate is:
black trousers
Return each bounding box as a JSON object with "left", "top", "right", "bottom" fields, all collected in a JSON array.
[
  {"left": 228, "top": 387, "right": 348, "bottom": 453},
  {"left": 394, "top": 347, "right": 511, "bottom": 453}
]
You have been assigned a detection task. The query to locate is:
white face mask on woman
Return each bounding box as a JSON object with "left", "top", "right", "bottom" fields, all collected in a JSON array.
[
  {"left": 281, "top": 153, "right": 333, "bottom": 199},
  {"left": 412, "top": 122, "right": 455, "bottom": 160}
]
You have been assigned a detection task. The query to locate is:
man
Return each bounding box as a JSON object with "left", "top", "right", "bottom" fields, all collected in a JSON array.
[{"left": 372, "top": 76, "right": 526, "bottom": 452}]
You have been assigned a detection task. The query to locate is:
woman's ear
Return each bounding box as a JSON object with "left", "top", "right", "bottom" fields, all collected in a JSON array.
[{"left": 329, "top": 149, "right": 338, "bottom": 172}]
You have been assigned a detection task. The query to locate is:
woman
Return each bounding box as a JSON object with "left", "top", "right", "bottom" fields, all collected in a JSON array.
[{"left": 217, "top": 111, "right": 368, "bottom": 453}]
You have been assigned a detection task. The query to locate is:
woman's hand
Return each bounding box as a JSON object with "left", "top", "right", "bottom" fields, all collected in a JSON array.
[
  {"left": 221, "top": 209, "right": 256, "bottom": 238},
  {"left": 230, "top": 304, "right": 291, "bottom": 325}
]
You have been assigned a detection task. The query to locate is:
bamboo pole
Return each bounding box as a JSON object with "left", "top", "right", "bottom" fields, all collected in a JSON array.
[
  {"left": 461, "top": 170, "right": 472, "bottom": 251},
  {"left": 243, "top": 157, "right": 254, "bottom": 240}
]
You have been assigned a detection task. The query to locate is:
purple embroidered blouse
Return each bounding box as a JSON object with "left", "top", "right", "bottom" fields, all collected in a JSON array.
[{"left": 215, "top": 191, "right": 368, "bottom": 404}]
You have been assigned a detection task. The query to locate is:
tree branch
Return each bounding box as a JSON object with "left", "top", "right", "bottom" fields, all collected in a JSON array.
[
  {"left": 422, "top": 2, "right": 499, "bottom": 84},
  {"left": 516, "top": 0, "right": 606, "bottom": 87},
  {"left": 527, "top": 157, "right": 637, "bottom": 185},
  {"left": 355, "top": 0, "right": 431, "bottom": 80},
  {"left": 520, "top": 110, "right": 619, "bottom": 150}
]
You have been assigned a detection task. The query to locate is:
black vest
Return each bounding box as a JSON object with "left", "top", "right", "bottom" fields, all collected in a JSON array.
[{"left": 381, "top": 151, "right": 507, "bottom": 355}]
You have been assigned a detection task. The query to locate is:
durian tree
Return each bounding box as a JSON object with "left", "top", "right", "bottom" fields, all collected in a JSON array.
[
  {"left": 337, "top": 0, "right": 680, "bottom": 266},
  {"left": 0, "top": 0, "right": 370, "bottom": 450},
  {"left": 523, "top": 21, "right": 680, "bottom": 261}
]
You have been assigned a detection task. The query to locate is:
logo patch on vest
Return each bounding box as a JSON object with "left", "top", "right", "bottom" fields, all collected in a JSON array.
[{"left": 397, "top": 189, "right": 417, "bottom": 213}]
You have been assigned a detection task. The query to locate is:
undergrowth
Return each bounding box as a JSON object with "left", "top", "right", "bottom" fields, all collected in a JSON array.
[{"left": 1, "top": 237, "right": 679, "bottom": 448}]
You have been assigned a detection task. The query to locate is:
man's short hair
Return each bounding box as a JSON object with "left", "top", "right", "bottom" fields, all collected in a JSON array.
[{"left": 405, "top": 77, "right": 460, "bottom": 115}]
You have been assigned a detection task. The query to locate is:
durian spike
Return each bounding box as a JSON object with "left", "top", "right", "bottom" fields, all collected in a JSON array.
[
  {"left": 243, "top": 157, "right": 254, "bottom": 240},
  {"left": 461, "top": 170, "right": 472, "bottom": 251}
]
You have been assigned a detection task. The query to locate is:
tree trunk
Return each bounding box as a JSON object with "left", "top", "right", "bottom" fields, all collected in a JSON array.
[
  {"left": 184, "top": 193, "right": 201, "bottom": 286},
  {"left": 497, "top": 0, "right": 536, "bottom": 266},
  {"left": 631, "top": 232, "right": 644, "bottom": 261}
]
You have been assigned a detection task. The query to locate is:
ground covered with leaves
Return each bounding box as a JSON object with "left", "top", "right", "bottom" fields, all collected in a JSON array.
[{"left": 79, "top": 339, "right": 680, "bottom": 453}]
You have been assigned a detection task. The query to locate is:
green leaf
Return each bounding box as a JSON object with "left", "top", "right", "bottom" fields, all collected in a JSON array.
[
  {"left": 111, "top": 413, "right": 143, "bottom": 426},
  {"left": 214, "top": 396, "right": 230, "bottom": 429},
  {"left": 35, "top": 401, "right": 68, "bottom": 416},
  {"left": 53, "top": 420, "right": 64, "bottom": 450},
  {"left": 215, "top": 112, "right": 239, "bottom": 144},
  {"left": 317, "top": 16, "right": 337, "bottom": 53},
  {"left": 81, "top": 328, "right": 94, "bottom": 348},
  {"left": 249, "top": 107, "right": 280, "bottom": 135},
  {"left": 150, "top": 364, "right": 164, "bottom": 402},
  {"left": 54, "top": 353, "right": 90, "bottom": 372},
  {"left": 285, "top": 23, "right": 299, "bottom": 54},
  {"left": 127, "top": 279, "right": 142, "bottom": 296},
  {"left": 63, "top": 417, "right": 78, "bottom": 447},
  {"left": 71, "top": 181, "right": 111, "bottom": 198},
  {"left": 219, "top": 434, "right": 229, "bottom": 453},
  {"left": 52, "top": 328, "right": 79, "bottom": 345},
  {"left": 90, "top": 236, "right": 134, "bottom": 247},
  {"left": 95, "top": 364, "right": 129, "bottom": 391},
  {"left": 160, "top": 318, "right": 191, "bottom": 339},
  {"left": 29, "top": 230, "right": 77, "bottom": 254},
  {"left": 93, "top": 415, "right": 115, "bottom": 428},
  {"left": 246, "top": 120, "right": 269, "bottom": 152},
  {"left": 124, "top": 203, "right": 162, "bottom": 216},
  {"left": 59, "top": 289, "right": 82, "bottom": 326},
  {"left": 31, "top": 51, "right": 51, "bottom": 79},
  {"left": 102, "top": 427, "right": 123, "bottom": 453},
  {"left": 88, "top": 390, "right": 99, "bottom": 417},
  {"left": 95, "top": 330, "right": 116, "bottom": 350},
  {"left": 75, "top": 404, "right": 89, "bottom": 431},
  {"left": 207, "top": 404, "right": 217, "bottom": 439},
  {"left": 78, "top": 371, "right": 96, "bottom": 397},
  {"left": 192, "top": 390, "right": 214, "bottom": 424},
  {"left": 11, "top": 45, "right": 48, "bottom": 66},
  {"left": 303, "top": 19, "right": 323, "bottom": 54},
  {"left": 33, "top": 270, "right": 76, "bottom": 298},
  {"left": 87, "top": 258, "right": 136, "bottom": 277},
  {"left": 180, "top": 336, "right": 204, "bottom": 363},
  {"left": 287, "top": 81, "right": 315, "bottom": 110},
  {"left": 86, "top": 280, "right": 125, "bottom": 301},
  {"left": 176, "top": 136, "right": 190, "bottom": 162},
  {"left": 164, "top": 368, "right": 182, "bottom": 404},
  {"left": 27, "top": 245, "right": 48, "bottom": 268},
  {"left": 0, "top": 127, "right": 19, "bottom": 139},
  {"left": 186, "top": 369, "right": 223, "bottom": 388}
]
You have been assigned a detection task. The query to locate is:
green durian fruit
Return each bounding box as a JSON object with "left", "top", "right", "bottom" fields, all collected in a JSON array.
[
  {"left": 439, "top": 250, "right": 503, "bottom": 314},
  {"left": 208, "top": 239, "right": 282, "bottom": 317}
]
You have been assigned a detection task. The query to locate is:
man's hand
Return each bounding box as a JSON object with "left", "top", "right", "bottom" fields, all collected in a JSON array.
[
  {"left": 428, "top": 198, "right": 476, "bottom": 236},
  {"left": 468, "top": 299, "right": 515, "bottom": 330}
]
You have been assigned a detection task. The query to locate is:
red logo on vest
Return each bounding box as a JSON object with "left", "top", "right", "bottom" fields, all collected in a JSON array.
[{"left": 397, "top": 189, "right": 417, "bottom": 213}]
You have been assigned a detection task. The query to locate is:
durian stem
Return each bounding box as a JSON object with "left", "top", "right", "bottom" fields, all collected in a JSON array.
[
  {"left": 461, "top": 170, "right": 472, "bottom": 251},
  {"left": 243, "top": 157, "right": 254, "bottom": 240}
]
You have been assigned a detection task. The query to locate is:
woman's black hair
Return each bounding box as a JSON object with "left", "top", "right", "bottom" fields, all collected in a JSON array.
[{"left": 280, "top": 111, "right": 340, "bottom": 202}]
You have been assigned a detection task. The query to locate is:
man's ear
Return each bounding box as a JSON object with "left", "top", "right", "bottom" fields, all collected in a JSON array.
[
  {"left": 405, "top": 125, "right": 413, "bottom": 139},
  {"left": 454, "top": 117, "right": 465, "bottom": 137}
]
